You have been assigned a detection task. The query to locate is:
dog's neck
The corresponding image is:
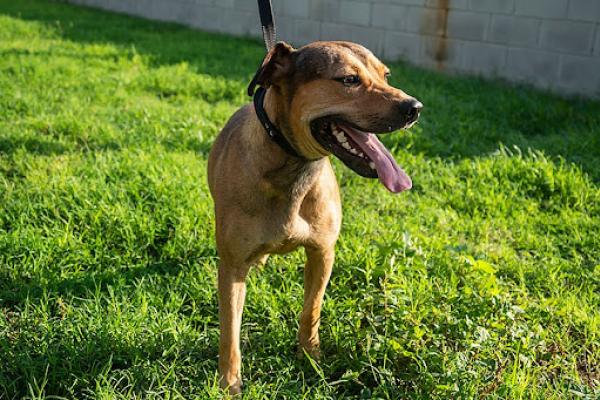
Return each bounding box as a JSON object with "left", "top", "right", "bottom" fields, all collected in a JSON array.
[
  {"left": 258, "top": 88, "right": 329, "bottom": 198},
  {"left": 261, "top": 88, "right": 296, "bottom": 152}
]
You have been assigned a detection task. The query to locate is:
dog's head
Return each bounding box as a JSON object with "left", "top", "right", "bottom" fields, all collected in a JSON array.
[{"left": 248, "top": 41, "right": 422, "bottom": 193}]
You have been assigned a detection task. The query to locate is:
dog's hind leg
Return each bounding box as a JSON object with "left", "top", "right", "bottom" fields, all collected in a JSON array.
[
  {"left": 217, "top": 260, "right": 250, "bottom": 395},
  {"left": 298, "top": 246, "right": 334, "bottom": 359}
]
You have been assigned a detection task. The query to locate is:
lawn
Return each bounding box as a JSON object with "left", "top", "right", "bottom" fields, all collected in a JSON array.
[{"left": 0, "top": 0, "right": 599, "bottom": 398}]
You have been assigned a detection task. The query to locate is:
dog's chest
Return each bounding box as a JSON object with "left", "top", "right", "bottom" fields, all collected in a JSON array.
[
  {"left": 259, "top": 199, "right": 312, "bottom": 252},
  {"left": 259, "top": 189, "right": 338, "bottom": 255},
  {"left": 248, "top": 160, "right": 340, "bottom": 257}
]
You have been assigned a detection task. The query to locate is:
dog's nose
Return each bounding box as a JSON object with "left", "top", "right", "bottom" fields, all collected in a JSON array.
[
  {"left": 397, "top": 98, "right": 423, "bottom": 125},
  {"left": 406, "top": 99, "right": 423, "bottom": 123}
]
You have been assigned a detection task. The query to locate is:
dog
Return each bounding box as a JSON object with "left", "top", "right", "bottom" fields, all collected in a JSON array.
[{"left": 207, "top": 40, "right": 422, "bottom": 394}]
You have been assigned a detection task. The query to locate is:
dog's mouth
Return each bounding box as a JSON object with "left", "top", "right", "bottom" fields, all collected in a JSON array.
[{"left": 310, "top": 118, "right": 412, "bottom": 193}]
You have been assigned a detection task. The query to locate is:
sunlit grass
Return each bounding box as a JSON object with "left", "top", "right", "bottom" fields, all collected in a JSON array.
[{"left": 1, "top": 1, "right": 599, "bottom": 398}]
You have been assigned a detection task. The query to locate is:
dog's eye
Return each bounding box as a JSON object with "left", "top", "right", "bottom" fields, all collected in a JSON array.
[
  {"left": 335, "top": 75, "right": 361, "bottom": 86},
  {"left": 384, "top": 72, "right": 391, "bottom": 81}
]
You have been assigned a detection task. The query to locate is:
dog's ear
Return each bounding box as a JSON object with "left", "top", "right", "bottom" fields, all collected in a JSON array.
[{"left": 247, "top": 42, "right": 295, "bottom": 96}]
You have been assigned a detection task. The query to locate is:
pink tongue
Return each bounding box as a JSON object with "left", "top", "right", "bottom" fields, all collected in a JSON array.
[{"left": 341, "top": 125, "right": 412, "bottom": 193}]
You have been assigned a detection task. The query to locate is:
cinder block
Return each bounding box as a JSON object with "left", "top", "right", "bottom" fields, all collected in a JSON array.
[
  {"left": 311, "top": 0, "right": 340, "bottom": 22},
  {"left": 177, "top": 1, "right": 207, "bottom": 27},
  {"left": 351, "top": 27, "right": 385, "bottom": 55},
  {"left": 559, "top": 54, "right": 600, "bottom": 95},
  {"left": 143, "top": 0, "right": 180, "bottom": 22},
  {"left": 320, "top": 23, "right": 383, "bottom": 53},
  {"left": 270, "top": 0, "right": 284, "bottom": 16},
  {"left": 383, "top": 31, "right": 422, "bottom": 63},
  {"left": 141, "top": 0, "right": 161, "bottom": 16},
  {"left": 387, "top": 0, "right": 426, "bottom": 6},
  {"left": 176, "top": 0, "right": 200, "bottom": 22},
  {"left": 110, "top": 0, "right": 140, "bottom": 15},
  {"left": 176, "top": 0, "right": 224, "bottom": 27},
  {"left": 539, "top": 20, "right": 595, "bottom": 55},
  {"left": 188, "top": 6, "right": 224, "bottom": 32},
  {"left": 449, "top": 0, "right": 469, "bottom": 9},
  {"left": 320, "top": 22, "right": 353, "bottom": 41},
  {"left": 227, "top": 10, "right": 260, "bottom": 37},
  {"left": 447, "top": 10, "right": 489, "bottom": 41},
  {"left": 568, "top": 0, "right": 600, "bottom": 22},
  {"left": 422, "top": 36, "right": 463, "bottom": 70},
  {"left": 504, "top": 47, "right": 560, "bottom": 88},
  {"left": 339, "top": 1, "right": 371, "bottom": 26},
  {"left": 425, "top": 0, "right": 468, "bottom": 9},
  {"left": 294, "top": 19, "right": 321, "bottom": 45},
  {"left": 283, "top": 0, "right": 309, "bottom": 19},
  {"left": 469, "top": 0, "right": 514, "bottom": 14},
  {"left": 87, "top": 0, "right": 102, "bottom": 5},
  {"left": 116, "top": 0, "right": 132, "bottom": 13},
  {"left": 405, "top": 6, "right": 444, "bottom": 36},
  {"left": 489, "top": 15, "right": 540, "bottom": 47},
  {"left": 132, "top": 0, "right": 154, "bottom": 19},
  {"left": 371, "top": 4, "right": 409, "bottom": 30},
  {"left": 217, "top": 0, "right": 234, "bottom": 9},
  {"left": 233, "top": 0, "right": 256, "bottom": 12},
  {"left": 63, "top": 0, "right": 600, "bottom": 98},
  {"left": 515, "top": 0, "right": 568, "bottom": 19},
  {"left": 462, "top": 41, "right": 507, "bottom": 75},
  {"left": 274, "top": 16, "right": 295, "bottom": 44}
]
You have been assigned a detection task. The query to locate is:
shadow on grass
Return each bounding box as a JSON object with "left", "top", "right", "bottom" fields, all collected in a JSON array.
[
  {"left": 0, "top": 137, "right": 69, "bottom": 156},
  {"left": 0, "top": 136, "right": 123, "bottom": 157},
  {"left": 1, "top": 0, "right": 600, "bottom": 180},
  {"left": 0, "top": 261, "right": 174, "bottom": 305},
  {"left": 0, "top": 259, "right": 338, "bottom": 397},
  {"left": 0, "top": 0, "right": 263, "bottom": 82},
  {"left": 0, "top": 123, "right": 211, "bottom": 158},
  {"left": 1, "top": 310, "right": 220, "bottom": 397}
]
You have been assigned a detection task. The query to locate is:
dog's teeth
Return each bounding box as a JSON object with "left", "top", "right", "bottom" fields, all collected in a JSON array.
[
  {"left": 359, "top": 152, "right": 364, "bottom": 157},
  {"left": 369, "top": 162, "right": 375, "bottom": 169},
  {"left": 350, "top": 148, "right": 358, "bottom": 154},
  {"left": 339, "top": 136, "right": 347, "bottom": 143},
  {"left": 342, "top": 142, "right": 351, "bottom": 150}
]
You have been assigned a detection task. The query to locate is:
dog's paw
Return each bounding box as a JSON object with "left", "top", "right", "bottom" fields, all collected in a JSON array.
[
  {"left": 297, "top": 343, "right": 321, "bottom": 360},
  {"left": 228, "top": 383, "right": 242, "bottom": 396},
  {"left": 220, "top": 376, "right": 242, "bottom": 396}
]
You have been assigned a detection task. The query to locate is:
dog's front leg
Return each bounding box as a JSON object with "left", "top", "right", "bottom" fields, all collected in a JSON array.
[
  {"left": 218, "top": 261, "right": 249, "bottom": 395},
  {"left": 298, "top": 246, "right": 334, "bottom": 359}
]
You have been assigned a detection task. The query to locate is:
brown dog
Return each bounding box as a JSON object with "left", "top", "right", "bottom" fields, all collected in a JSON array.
[{"left": 207, "top": 41, "right": 422, "bottom": 394}]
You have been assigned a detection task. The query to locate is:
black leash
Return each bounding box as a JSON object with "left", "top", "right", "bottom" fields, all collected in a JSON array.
[
  {"left": 252, "top": 0, "right": 302, "bottom": 158},
  {"left": 257, "top": 0, "right": 276, "bottom": 51}
]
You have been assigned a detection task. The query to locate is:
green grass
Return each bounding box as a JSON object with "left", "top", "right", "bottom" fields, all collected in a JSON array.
[{"left": 1, "top": 0, "right": 599, "bottom": 398}]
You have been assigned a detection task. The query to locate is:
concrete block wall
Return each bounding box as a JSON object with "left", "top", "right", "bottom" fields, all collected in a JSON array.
[{"left": 68, "top": 0, "right": 600, "bottom": 97}]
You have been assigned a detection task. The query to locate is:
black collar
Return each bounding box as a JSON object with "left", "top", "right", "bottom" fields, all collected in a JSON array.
[{"left": 253, "top": 87, "right": 303, "bottom": 158}]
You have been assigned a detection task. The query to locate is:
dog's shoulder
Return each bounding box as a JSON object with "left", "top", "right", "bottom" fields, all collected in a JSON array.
[{"left": 221, "top": 104, "right": 254, "bottom": 136}]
